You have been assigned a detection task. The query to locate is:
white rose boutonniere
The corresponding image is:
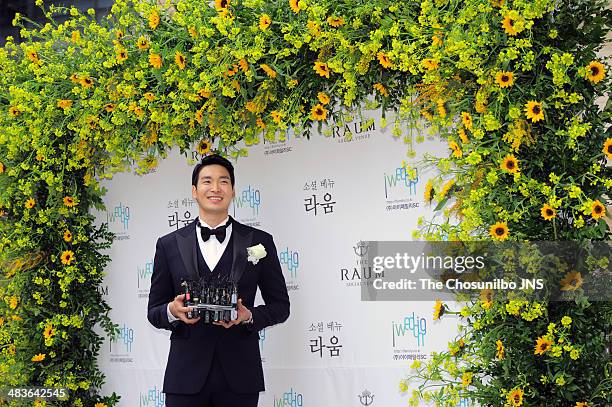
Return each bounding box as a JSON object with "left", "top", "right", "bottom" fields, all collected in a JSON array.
[{"left": 247, "top": 244, "right": 267, "bottom": 265}]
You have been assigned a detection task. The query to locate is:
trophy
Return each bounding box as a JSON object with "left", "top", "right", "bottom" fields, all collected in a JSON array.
[{"left": 181, "top": 274, "right": 238, "bottom": 323}]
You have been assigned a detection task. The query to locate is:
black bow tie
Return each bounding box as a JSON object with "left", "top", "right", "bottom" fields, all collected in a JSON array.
[{"left": 198, "top": 219, "right": 231, "bottom": 243}]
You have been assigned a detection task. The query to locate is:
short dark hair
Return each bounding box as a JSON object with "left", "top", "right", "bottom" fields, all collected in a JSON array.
[{"left": 191, "top": 154, "right": 235, "bottom": 187}]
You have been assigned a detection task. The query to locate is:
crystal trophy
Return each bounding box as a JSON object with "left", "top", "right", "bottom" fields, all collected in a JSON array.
[{"left": 181, "top": 274, "right": 238, "bottom": 323}]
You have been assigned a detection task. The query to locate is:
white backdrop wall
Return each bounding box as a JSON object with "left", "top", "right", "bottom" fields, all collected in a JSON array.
[{"left": 94, "top": 114, "right": 464, "bottom": 407}]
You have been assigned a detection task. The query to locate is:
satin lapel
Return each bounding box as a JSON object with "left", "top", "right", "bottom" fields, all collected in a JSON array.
[
  {"left": 230, "top": 222, "right": 253, "bottom": 283},
  {"left": 175, "top": 221, "right": 199, "bottom": 281}
]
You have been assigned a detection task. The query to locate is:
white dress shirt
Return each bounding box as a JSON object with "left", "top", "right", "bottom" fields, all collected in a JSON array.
[{"left": 167, "top": 217, "right": 232, "bottom": 323}]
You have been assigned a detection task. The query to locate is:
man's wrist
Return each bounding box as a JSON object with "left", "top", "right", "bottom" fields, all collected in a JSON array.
[{"left": 242, "top": 310, "right": 253, "bottom": 324}]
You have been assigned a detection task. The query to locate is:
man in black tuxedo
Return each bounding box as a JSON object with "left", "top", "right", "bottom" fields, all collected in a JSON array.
[{"left": 147, "top": 154, "right": 290, "bottom": 407}]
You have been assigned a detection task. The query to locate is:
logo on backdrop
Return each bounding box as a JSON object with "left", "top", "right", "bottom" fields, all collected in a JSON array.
[
  {"left": 280, "top": 246, "right": 300, "bottom": 292},
  {"left": 383, "top": 166, "right": 420, "bottom": 212},
  {"left": 139, "top": 385, "right": 165, "bottom": 407},
  {"left": 232, "top": 185, "right": 262, "bottom": 227},
  {"left": 391, "top": 313, "right": 428, "bottom": 362},
  {"left": 263, "top": 131, "right": 297, "bottom": 156},
  {"left": 97, "top": 285, "right": 109, "bottom": 297},
  {"left": 341, "top": 242, "right": 381, "bottom": 288},
  {"left": 109, "top": 323, "right": 135, "bottom": 363},
  {"left": 273, "top": 387, "right": 304, "bottom": 407},
  {"left": 137, "top": 259, "right": 154, "bottom": 299},
  {"left": 358, "top": 389, "right": 375, "bottom": 406},
  {"left": 325, "top": 118, "right": 376, "bottom": 144},
  {"left": 167, "top": 197, "right": 197, "bottom": 230},
  {"left": 106, "top": 202, "right": 131, "bottom": 240},
  {"left": 303, "top": 178, "right": 337, "bottom": 216},
  {"left": 308, "top": 321, "right": 343, "bottom": 359}
]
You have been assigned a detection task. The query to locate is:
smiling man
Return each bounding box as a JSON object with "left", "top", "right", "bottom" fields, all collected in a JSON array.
[{"left": 147, "top": 154, "right": 290, "bottom": 407}]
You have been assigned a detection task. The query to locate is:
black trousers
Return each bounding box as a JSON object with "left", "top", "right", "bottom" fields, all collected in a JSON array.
[{"left": 165, "top": 354, "right": 259, "bottom": 407}]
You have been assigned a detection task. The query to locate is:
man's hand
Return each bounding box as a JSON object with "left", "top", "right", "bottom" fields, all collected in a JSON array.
[
  {"left": 213, "top": 299, "right": 252, "bottom": 328},
  {"left": 169, "top": 294, "right": 200, "bottom": 324}
]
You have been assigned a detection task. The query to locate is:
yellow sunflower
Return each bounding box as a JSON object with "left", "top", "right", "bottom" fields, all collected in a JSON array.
[
  {"left": 71, "top": 30, "right": 81, "bottom": 43},
  {"left": 500, "top": 154, "right": 519, "bottom": 173},
  {"left": 195, "top": 109, "right": 203, "bottom": 124},
  {"left": 136, "top": 36, "right": 149, "bottom": 50},
  {"left": 94, "top": 404, "right": 108, "bottom": 407},
  {"left": 148, "top": 11, "right": 160, "bottom": 29},
  {"left": 25, "top": 49, "right": 40, "bottom": 64},
  {"left": 261, "top": 63, "right": 277, "bottom": 78},
  {"left": 9, "top": 106, "right": 21, "bottom": 117},
  {"left": 496, "top": 340, "right": 504, "bottom": 360},
  {"left": 144, "top": 92, "right": 155, "bottom": 102},
  {"left": 271, "top": 110, "right": 282, "bottom": 124},
  {"left": 43, "top": 324, "right": 55, "bottom": 339},
  {"left": 259, "top": 14, "right": 271, "bottom": 30},
  {"left": 449, "top": 141, "right": 462, "bottom": 158},
  {"left": 540, "top": 204, "right": 556, "bottom": 220},
  {"left": 289, "top": 0, "right": 300, "bottom": 13},
  {"left": 433, "top": 300, "right": 445, "bottom": 320},
  {"left": 560, "top": 271, "right": 583, "bottom": 291},
  {"left": 461, "top": 112, "right": 473, "bottom": 130},
  {"left": 79, "top": 76, "right": 94, "bottom": 88},
  {"left": 327, "top": 16, "right": 345, "bottom": 27},
  {"left": 63, "top": 230, "right": 73, "bottom": 242},
  {"left": 188, "top": 26, "right": 198, "bottom": 38},
  {"left": 489, "top": 221, "right": 509, "bottom": 241},
  {"left": 439, "top": 179, "right": 455, "bottom": 198},
  {"left": 317, "top": 92, "right": 330, "bottom": 105},
  {"left": 437, "top": 99, "right": 448, "bottom": 118},
  {"left": 0, "top": 161, "right": 4, "bottom": 174},
  {"left": 502, "top": 14, "right": 518, "bottom": 36},
  {"left": 422, "top": 58, "right": 439, "bottom": 70},
  {"left": 69, "top": 73, "right": 79, "bottom": 83},
  {"left": 175, "top": 51, "right": 186, "bottom": 70},
  {"left": 60, "top": 250, "right": 75, "bottom": 265},
  {"left": 458, "top": 128, "right": 469, "bottom": 144},
  {"left": 238, "top": 59, "right": 249, "bottom": 73},
  {"left": 215, "top": 0, "right": 230, "bottom": 11},
  {"left": 507, "top": 388, "right": 524, "bottom": 406},
  {"left": 591, "top": 200, "right": 605, "bottom": 219},
  {"left": 196, "top": 139, "right": 211, "bottom": 155},
  {"left": 31, "top": 353, "right": 46, "bottom": 362},
  {"left": 310, "top": 104, "right": 328, "bottom": 121},
  {"left": 421, "top": 108, "right": 434, "bottom": 121},
  {"left": 585, "top": 61, "right": 605, "bottom": 84},
  {"left": 25, "top": 198, "right": 35, "bottom": 209},
  {"left": 495, "top": 71, "right": 514, "bottom": 88},
  {"left": 313, "top": 61, "right": 330, "bottom": 78},
  {"left": 256, "top": 118, "right": 266, "bottom": 129},
  {"left": 373, "top": 83, "right": 388, "bottom": 97},
  {"left": 424, "top": 180, "right": 434, "bottom": 202},
  {"left": 115, "top": 30, "right": 124, "bottom": 39},
  {"left": 575, "top": 402, "right": 589, "bottom": 407},
  {"left": 104, "top": 103, "right": 116, "bottom": 112},
  {"left": 63, "top": 196, "right": 77, "bottom": 207},
  {"left": 57, "top": 99, "right": 73, "bottom": 109},
  {"left": 377, "top": 52, "right": 393, "bottom": 68},
  {"left": 603, "top": 138, "right": 612, "bottom": 159},
  {"left": 116, "top": 49, "right": 128, "bottom": 63},
  {"left": 149, "top": 53, "right": 162, "bottom": 69},
  {"left": 524, "top": 100, "right": 544, "bottom": 123},
  {"left": 534, "top": 336, "right": 553, "bottom": 355}
]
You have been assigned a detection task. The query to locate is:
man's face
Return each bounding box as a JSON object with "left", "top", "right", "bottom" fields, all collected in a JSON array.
[{"left": 192, "top": 164, "right": 235, "bottom": 217}]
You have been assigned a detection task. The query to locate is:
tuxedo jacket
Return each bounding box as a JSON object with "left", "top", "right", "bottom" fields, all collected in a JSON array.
[{"left": 147, "top": 219, "right": 290, "bottom": 395}]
